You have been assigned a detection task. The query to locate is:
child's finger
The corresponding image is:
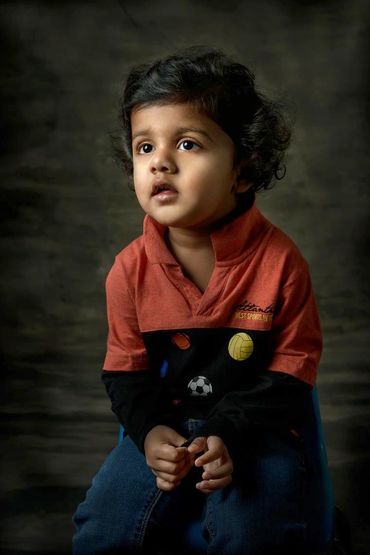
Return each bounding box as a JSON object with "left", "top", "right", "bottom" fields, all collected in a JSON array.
[
  {"left": 202, "top": 460, "right": 233, "bottom": 480},
  {"left": 186, "top": 436, "right": 207, "bottom": 455},
  {"left": 194, "top": 445, "right": 222, "bottom": 467},
  {"left": 156, "top": 476, "right": 181, "bottom": 492},
  {"left": 194, "top": 436, "right": 229, "bottom": 467},
  {"left": 152, "top": 456, "right": 189, "bottom": 475},
  {"left": 155, "top": 465, "right": 191, "bottom": 484},
  {"left": 157, "top": 444, "right": 188, "bottom": 462},
  {"left": 196, "top": 475, "right": 232, "bottom": 493},
  {"left": 155, "top": 470, "right": 181, "bottom": 484}
]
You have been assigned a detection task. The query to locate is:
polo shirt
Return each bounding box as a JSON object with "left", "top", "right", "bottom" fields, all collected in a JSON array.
[{"left": 102, "top": 202, "right": 322, "bottom": 453}]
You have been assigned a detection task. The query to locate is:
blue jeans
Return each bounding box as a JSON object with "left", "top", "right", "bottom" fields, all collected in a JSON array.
[{"left": 72, "top": 420, "right": 308, "bottom": 555}]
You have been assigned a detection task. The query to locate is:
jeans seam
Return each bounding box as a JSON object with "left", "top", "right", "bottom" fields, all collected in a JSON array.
[
  {"left": 205, "top": 495, "right": 217, "bottom": 555},
  {"left": 135, "top": 488, "right": 164, "bottom": 547}
]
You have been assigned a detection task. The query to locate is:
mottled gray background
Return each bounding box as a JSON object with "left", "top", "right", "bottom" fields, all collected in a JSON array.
[{"left": 0, "top": 1, "right": 369, "bottom": 554}]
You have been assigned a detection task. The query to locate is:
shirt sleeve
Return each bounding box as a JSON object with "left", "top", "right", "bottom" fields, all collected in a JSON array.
[
  {"left": 103, "top": 256, "right": 149, "bottom": 371},
  {"left": 267, "top": 259, "right": 322, "bottom": 385},
  {"left": 196, "top": 369, "right": 312, "bottom": 463},
  {"left": 102, "top": 257, "right": 177, "bottom": 452}
]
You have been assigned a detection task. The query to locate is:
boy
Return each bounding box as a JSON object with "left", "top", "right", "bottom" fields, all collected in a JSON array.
[{"left": 73, "top": 47, "right": 322, "bottom": 554}]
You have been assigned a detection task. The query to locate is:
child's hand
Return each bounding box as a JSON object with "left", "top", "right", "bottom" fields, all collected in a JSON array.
[
  {"left": 144, "top": 425, "right": 193, "bottom": 492},
  {"left": 187, "top": 435, "right": 234, "bottom": 493}
]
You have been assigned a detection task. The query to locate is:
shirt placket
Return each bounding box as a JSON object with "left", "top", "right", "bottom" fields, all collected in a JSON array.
[{"left": 164, "top": 264, "right": 230, "bottom": 318}]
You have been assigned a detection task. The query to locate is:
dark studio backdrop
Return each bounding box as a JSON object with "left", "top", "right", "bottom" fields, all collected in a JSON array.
[{"left": 0, "top": 1, "right": 369, "bottom": 554}]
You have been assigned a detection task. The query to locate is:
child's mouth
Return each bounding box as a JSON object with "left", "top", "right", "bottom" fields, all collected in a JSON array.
[{"left": 151, "top": 182, "right": 178, "bottom": 200}]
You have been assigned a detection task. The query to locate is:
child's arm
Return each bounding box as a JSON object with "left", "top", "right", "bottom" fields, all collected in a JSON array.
[
  {"left": 102, "top": 370, "right": 177, "bottom": 452},
  {"left": 191, "top": 256, "right": 322, "bottom": 469},
  {"left": 143, "top": 425, "right": 194, "bottom": 491},
  {"left": 194, "top": 370, "right": 311, "bottom": 462},
  {"left": 102, "top": 256, "right": 179, "bottom": 454}
]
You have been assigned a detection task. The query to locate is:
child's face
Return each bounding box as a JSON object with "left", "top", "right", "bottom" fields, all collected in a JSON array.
[{"left": 131, "top": 102, "right": 248, "bottom": 232}]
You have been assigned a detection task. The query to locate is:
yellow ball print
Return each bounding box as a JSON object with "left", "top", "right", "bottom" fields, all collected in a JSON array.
[{"left": 228, "top": 332, "right": 254, "bottom": 361}]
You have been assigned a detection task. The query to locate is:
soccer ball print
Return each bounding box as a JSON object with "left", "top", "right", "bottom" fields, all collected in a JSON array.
[{"left": 187, "top": 376, "right": 213, "bottom": 396}]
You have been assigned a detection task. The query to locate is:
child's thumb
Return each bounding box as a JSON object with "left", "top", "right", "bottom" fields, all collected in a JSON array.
[{"left": 187, "top": 436, "right": 207, "bottom": 454}]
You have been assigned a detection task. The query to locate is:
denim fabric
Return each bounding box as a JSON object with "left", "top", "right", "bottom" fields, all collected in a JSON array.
[{"left": 72, "top": 419, "right": 308, "bottom": 555}]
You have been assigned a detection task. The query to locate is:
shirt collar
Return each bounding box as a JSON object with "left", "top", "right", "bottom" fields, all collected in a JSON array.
[{"left": 143, "top": 201, "right": 272, "bottom": 266}]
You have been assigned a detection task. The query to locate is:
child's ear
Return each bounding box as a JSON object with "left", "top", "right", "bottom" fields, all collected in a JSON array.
[
  {"left": 233, "top": 177, "right": 252, "bottom": 194},
  {"left": 232, "top": 154, "right": 257, "bottom": 194}
]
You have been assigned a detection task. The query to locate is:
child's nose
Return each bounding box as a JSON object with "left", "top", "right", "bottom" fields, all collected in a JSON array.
[{"left": 150, "top": 148, "right": 177, "bottom": 174}]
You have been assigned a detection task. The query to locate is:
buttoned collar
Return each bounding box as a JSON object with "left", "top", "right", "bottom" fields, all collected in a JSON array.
[{"left": 143, "top": 201, "right": 272, "bottom": 266}]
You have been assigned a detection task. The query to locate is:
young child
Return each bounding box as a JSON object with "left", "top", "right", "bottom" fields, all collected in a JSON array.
[{"left": 72, "top": 46, "right": 322, "bottom": 555}]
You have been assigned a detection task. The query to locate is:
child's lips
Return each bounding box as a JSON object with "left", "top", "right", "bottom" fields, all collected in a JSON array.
[{"left": 151, "top": 181, "right": 178, "bottom": 200}]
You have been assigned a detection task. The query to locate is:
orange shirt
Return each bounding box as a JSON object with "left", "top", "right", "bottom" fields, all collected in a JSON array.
[{"left": 103, "top": 202, "right": 322, "bottom": 393}]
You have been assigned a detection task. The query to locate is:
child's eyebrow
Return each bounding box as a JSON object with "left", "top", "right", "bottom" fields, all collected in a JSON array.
[
  {"left": 177, "top": 127, "right": 214, "bottom": 143},
  {"left": 132, "top": 126, "right": 214, "bottom": 143}
]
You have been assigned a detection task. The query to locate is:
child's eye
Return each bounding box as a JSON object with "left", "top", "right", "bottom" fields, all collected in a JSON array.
[
  {"left": 138, "top": 143, "right": 153, "bottom": 154},
  {"left": 178, "top": 140, "right": 200, "bottom": 151}
]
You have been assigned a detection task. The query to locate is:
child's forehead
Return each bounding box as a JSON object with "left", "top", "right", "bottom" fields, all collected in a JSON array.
[
  {"left": 130, "top": 102, "right": 223, "bottom": 141},
  {"left": 132, "top": 101, "right": 205, "bottom": 123}
]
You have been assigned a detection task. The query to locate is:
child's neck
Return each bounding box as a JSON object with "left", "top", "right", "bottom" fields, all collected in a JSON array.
[{"left": 167, "top": 227, "right": 215, "bottom": 293}]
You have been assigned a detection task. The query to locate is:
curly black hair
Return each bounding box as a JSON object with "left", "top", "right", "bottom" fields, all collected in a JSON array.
[{"left": 113, "top": 46, "right": 291, "bottom": 200}]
